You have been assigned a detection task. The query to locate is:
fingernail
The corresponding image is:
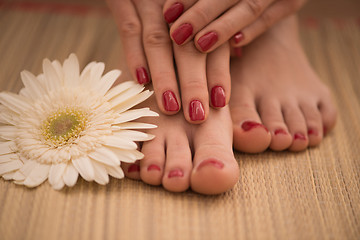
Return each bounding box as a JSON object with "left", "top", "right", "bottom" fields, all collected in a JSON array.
[
  {"left": 128, "top": 164, "right": 140, "bottom": 173},
  {"left": 189, "top": 100, "right": 205, "bottom": 121},
  {"left": 294, "top": 133, "right": 307, "bottom": 140},
  {"left": 274, "top": 129, "right": 288, "bottom": 135},
  {"left": 233, "top": 31, "right": 244, "bottom": 44},
  {"left": 168, "top": 169, "right": 184, "bottom": 178},
  {"left": 308, "top": 128, "right": 319, "bottom": 136},
  {"left": 147, "top": 164, "right": 161, "bottom": 171},
  {"left": 234, "top": 47, "right": 242, "bottom": 57},
  {"left": 136, "top": 67, "right": 149, "bottom": 84},
  {"left": 171, "top": 23, "right": 193, "bottom": 45},
  {"left": 211, "top": 86, "right": 226, "bottom": 108},
  {"left": 241, "top": 121, "right": 268, "bottom": 132},
  {"left": 197, "top": 159, "right": 224, "bottom": 171},
  {"left": 164, "top": 2, "right": 184, "bottom": 24},
  {"left": 163, "top": 90, "right": 179, "bottom": 112},
  {"left": 197, "top": 31, "right": 218, "bottom": 52}
]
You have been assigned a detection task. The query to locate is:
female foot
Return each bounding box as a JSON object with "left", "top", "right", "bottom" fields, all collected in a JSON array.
[
  {"left": 122, "top": 90, "right": 239, "bottom": 195},
  {"left": 230, "top": 15, "right": 337, "bottom": 153}
]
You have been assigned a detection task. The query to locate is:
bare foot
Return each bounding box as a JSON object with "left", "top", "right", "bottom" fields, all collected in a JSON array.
[
  {"left": 230, "top": 15, "right": 337, "bottom": 153},
  {"left": 122, "top": 90, "right": 239, "bottom": 195}
]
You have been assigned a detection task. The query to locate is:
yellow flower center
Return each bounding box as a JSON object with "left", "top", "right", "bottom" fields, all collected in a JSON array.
[{"left": 43, "top": 108, "right": 87, "bottom": 146}]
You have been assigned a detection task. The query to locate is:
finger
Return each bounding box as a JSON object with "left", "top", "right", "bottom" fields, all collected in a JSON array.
[
  {"left": 135, "top": 0, "right": 181, "bottom": 115},
  {"left": 230, "top": 0, "right": 306, "bottom": 47},
  {"left": 173, "top": 41, "right": 209, "bottom": 124},
  {"left": 163, "top": 0, "right": 196, "bottom": 24},
  {"left": 193, "top": 0, "right": 274, "bottom": 53},
  {"left": 107, "top": 0, "right": 150, "bottom": 85},
  {"left": 206, "top": 43, "right": 231, "bottom": 108},
  {"left": 168, "top": 0, "right": 238, "bottom": 46}
]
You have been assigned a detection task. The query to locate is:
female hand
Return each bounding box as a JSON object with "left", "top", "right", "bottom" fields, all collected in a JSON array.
[{"left": 163, "top": 0, "right": 307, "bottom": 52}]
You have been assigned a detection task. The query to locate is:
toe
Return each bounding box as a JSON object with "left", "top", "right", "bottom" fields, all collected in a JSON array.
[
  {"left": 161, "top": 131, "right": 192, "bottom": 193},
  {"left": 122, "top": 161, "right": 141, "bottom": 180},
  {"left": 282, "top": 102, "right": 309, "bottom": 151},
  {"left": 230, "top": 88, "right": 271, "bottom": 153},
  {"left": 318, "top": 96, "right": 337, "bottom": 136},
  {"left": 300, "top": 102, "right": 323, "bottom": 147},
  {"left": 258, "top": 97, "right": 292, "bottom": 151}
]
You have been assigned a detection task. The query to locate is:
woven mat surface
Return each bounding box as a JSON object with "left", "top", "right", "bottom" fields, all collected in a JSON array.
[{"left": 0, "top": 2, "right": 359, "bottom": 240}]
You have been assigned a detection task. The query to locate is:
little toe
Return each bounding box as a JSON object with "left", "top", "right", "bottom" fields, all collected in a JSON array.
[
  {"left": 258, "top": 97, "right": 292, "bottom": 151},
  {"left": 122, "top": 161, "right": 141, "bottom": 180},
  {"left": 318, "top": 97, "right": 337, "bottom": 136},
  {"left": 230, "top": 88, "right": 271, "bottom": 153},
  {"left": 301, "top": 102, "right": 323, "bottom": 147},
  {"left": 283, "top": 103, "right": 309, "bottom": 151}
]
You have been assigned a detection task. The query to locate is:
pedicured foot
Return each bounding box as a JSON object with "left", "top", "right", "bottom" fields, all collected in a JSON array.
[{"left": 230, "top": 15, "right": 337, "bottom": 153}]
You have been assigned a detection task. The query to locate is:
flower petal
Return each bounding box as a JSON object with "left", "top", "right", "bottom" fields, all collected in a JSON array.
[
  {"left": 0, "top": 106, "right": 17, "bottom": 125},
  {"left": 92, "top": 161, "right": 109, "bottom": 185},
  {"left": 23, "top": 162, "right": 50, "bottom": 188},
  {"left": 43, "top": 59, "right": 62, "bottom": 91},
  {"left": 103, "top": 135, "right": 137, "bottom": 150},
  {"left": 52, "top": 178, "right": 65, "bottom": 190},
  {"left": 105, "top": 165, "right": 124, "bottom": 179},
  {"left": 0, "top": 153, "right": 18, "bottom": 163},
  {"left": 97, "top": 70, "right": 121, "bottom": 96},
  {"left": 0, "top": 92, "right": 31, "bottom": 114},
  {"left": 0, "top": 159, "right": 23, "bottom": 175},
  {"left": 63, "top": 53, "right": 80, "bottom": 87},
  {"left": 109, "top": 84, "right": 144, "bottom": 108},
  {"left": 113, "top": 130, "right": 155, "bottom": 141},
  {"left": 0, "top": 126, "right": 17, "bottom": 140},
  {"left": 117, "top": 122, "right": 157, "bottom": 130},
  {"left": 72, "top": 156, "right": 95, "bottom": 182},
  {"left": 12, "top": 160, "right": 37, "bottom": 181},
  {"left": 109, "top": 148, "right": 143, "bottom": 163},
  {"left": 63, "top": 163, "right": 79, "bottom": 187},
  {"left": 103, "top": 81, "right": 136, "bottom": 101},
  {"left": 112, "top": 90, "right": 153, "bottom": 113},
  {"left": 114, "top": 108, "right": 158, "bottom": 124},
  {"left": 0, "top": 141, "right": 15, "bottom": 155},
  {"left": 90, "top": 62, "right": 105, "bottom": 85},
  {"left": 88, "top": 147, "right": 120, "bottom": 166},
  {"left": 48, "top": 163, "right": 67, "bottom": 187},
  {"left": 2, "top": 171, "right": 16, "bottom": 180},
  {"left": 51, "top": 60, "right": 64, "bottom": 82}
]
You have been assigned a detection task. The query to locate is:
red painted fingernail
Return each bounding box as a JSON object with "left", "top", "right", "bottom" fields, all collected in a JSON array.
[
  {"left": 233, "top": 31, "right": 244, "bottom": 44},
  {"left": 294, "top": 133, "right": 307, "bottom": 140},
  {"left": 136, "top": 67, "right": 149, "bottom": 84},
  {"left": 234, "top": 47, "right": 242, "bottom": 57},
  {"left": 308, "top": 128, "right": 319, "bottom": 136},
  {"left": 128, "top": 164, "right": 140, "bottom": 173},
  {"left": 241, "top": 121, "right": 268, "bottom": 132},
  {"left": 197, "top": 159, "right": 224, "bottom": 171},
  {"left": 164, "top": 2, "right": 184, "bottom": 24},
  {"left": 163, "top": 90, "right": 179, "bottom": 112},
  {"left": 274, "top": 129, "right": 288, "bottom": 135},
  {"left": 171, "top": 23, "right": 193, "bottom": 45},
  {"left": 197, "top": 31, "right": 218, "bottom": 52},
  {"left": 211, "top": 86, "right": 226, "bottom": 108},
  {"left": 147, "top": 164, "right": 161, "bottom": 171},
  {"left": 168, "top": 169, "right": 184, "bottom": 178},
  {"left": 189, "top": 100, "right": 205, "bottom": 121}
]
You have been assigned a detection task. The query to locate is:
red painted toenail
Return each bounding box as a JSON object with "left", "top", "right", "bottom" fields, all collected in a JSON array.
[
  {"left": 274, "top": 129, "right": 288, "bottom": 135},
  {"left": 163, "top": 90, "right": 179, "bottom": 112},
  {"left": 308, "top": 128, "right": 319, "bottom": 136},
  {"left": 197, "top": 31, "right": 218, "bottom": 52},
  {"left": 171, "top": 23, "right": 193, "bottom": 45},
  {"left": 147, "top": 164, "right": 161, "bottom": 171},
  {"left": 294, "top": 133, "right": 307, "bottom": 140},
  {"left": 323, "top": 126, "right": 328, "bottom": 136},
  {"left": 197, "top": 159, "right": 224, "bottom": 171},
  {"left": 241, "top": 121, "right": 268, "bottom": 132},
  {"left": 168, "top": 169, "right": 184, "bottom": 178},
  {"left": 136, "top": 67, "right": 150, "bottom": 85},
  {"left": 189, "top": 100, "right": 205, "bottom": 121},
  {"left": 233, "top": 31, "right": 244, "bottom": 44},
  {"left": 211, "top": 86, "right": 226, "bottom": 108},
  {"left": 234, "top": 47, "right": 242, "bottom": 57},
  {"left": 164, "top": 2, "right": 184, "bottom": 24},
  {"left": 128, "top": 164, "right": 140, "bottom": 173}
]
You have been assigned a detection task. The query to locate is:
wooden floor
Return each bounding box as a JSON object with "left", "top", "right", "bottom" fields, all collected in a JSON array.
[{"left": 0, "top": 1, "right": 359, "bottom": 240}]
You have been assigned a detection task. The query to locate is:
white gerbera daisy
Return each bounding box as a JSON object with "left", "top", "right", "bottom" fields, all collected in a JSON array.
[{"left": 0, "top": 54, "right": 158, "bottom": 190}]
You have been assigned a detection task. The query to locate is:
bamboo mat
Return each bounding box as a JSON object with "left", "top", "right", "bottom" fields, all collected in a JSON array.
[{"left": 0, "top": 2, "right": 360, "bottom": 240}]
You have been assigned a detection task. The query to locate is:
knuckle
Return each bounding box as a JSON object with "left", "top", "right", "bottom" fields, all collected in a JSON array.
[
  {"left": 245, "top": 0, "right": 263, "bottom": 16},
  {"left": 144, "top": 29, "right": 171, "bottom": 47},
  {"left": 192, "top": 6, "right": 211, "bottom": 24},
  {"left": 182, "top": 78, "right": 207, "bottom": 92},
  {"left": 119, "top": 19, "right": 141, "bottom": 37},
  {"left": 259, "top": 12, "right": 273, "bottom": 30}
]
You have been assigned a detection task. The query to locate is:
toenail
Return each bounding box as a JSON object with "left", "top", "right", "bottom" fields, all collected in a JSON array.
[
  {"left": 189, "top": 100, "right": 205, "bottom": 121},
  {"left": 274, "top": 129, "right": 288, "bottom": 135},
  {"left": 211, "top": 86, "right": 226, "bottom": 108},
  {"left": 233, "top": 31, "right": 244, "bottom": 44},
  {"left": 323, "top": 126, "right": 328, "bottom": 136},
  {"left": 171, "top": 23, "right": 193, "bottom": 45},
  {"left": 164, "top": 2, "right": 184, "bottom": 24},
  {"left": 163, "top": 90, "right": 179, "bottom": 112},
  {"left": 241, "top": 121, "right": 268, "bottom": 132},
  {"left": 234, "top": 47, "right": 242, "bottom": 57},
  {"left": 197, "top": 31, "right": 218, "bottom": 52},
  {"left": 147, "top": 164, "right": 161, "bottom": 171},
  {"left": 128, "top": 164, "right": 140, "bottom": 173},
  {"left": 136, "top": 67, "right": 150, "bottom": 85},
  {"left": 307, "top": 128, "right": 319, "bottom": 136},
  {"left": 196, "top": 159, "right": 224, "bottom": 171},
  {"left": 294, "top": 133, "right": 307, "bottom": 141},
  {"left": 168, "top": 169, "right": 184, "bottom": 178}
]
